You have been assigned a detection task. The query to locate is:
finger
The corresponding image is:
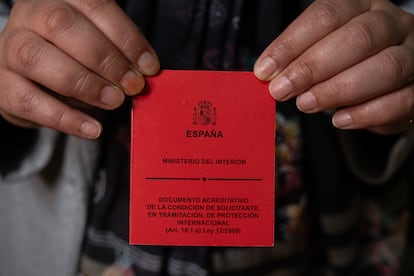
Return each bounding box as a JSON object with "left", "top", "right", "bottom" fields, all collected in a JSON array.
[
  {"left": 254, "top": 0, "right": 370, "bottom": 81},
  {"left": 2, "top": 29, "right": 125, "bottom": 110},
  {"left": 0, "top": 69, "right": 102, "bottom": 139},
  {"left": 331, "top": 81, "right": 414, "bottom": 134},
  {"left": 10, "top": 0, "right": 148, "bottom": 96},
  {"left": 0, "top": 112, "right": 39, "bottom": 129},
  {"left": 267, "top": 9, "right": 403, "bottom": 101},
  {"left": 296, "top": 45, "right": 414, "bottom": 113},
  {"left": 65, "top": 0, "right": 160, "bottom": 76}
]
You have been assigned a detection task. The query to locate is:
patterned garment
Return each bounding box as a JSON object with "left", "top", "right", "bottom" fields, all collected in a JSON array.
[{"left": 80, "top": 1, "right": 413, "bottom": 275}]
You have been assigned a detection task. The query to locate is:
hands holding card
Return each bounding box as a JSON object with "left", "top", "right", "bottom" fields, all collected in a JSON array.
[
  {"left": 0, "top": 0, "right": 413, "bottom": 137},
  {"left": 2, "top": 1, "right": 414, "bottom": 273},
  {"left": 0, "top": 0, "right": 159, "bottom": 138},
  {"left": 254, "top": 0, "right": 414, "bottom": 134}
]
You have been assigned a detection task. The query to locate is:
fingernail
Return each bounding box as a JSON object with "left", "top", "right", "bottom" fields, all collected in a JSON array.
[
  {"left": 137, "top": 51, "right": 159, "bottom": 75},
  {"left": 333, "top": 111, "right": 353, "bottom": 128},
  {"left": 269, "top": 76, "right": 293, "bottom": 100},
  {"left": 121, "top": 70, "right": 144, "bottom": 95},
  {"left": 255, "top": 57, "right": 277, "bottom": 80},
  {"left": 99, "top": 86, "right": 124, "bottom": 108},
  {"left": 80, "top": 120, "right": 101, "bottom": 139},
  {"left": 297, "top": 91, "right": 316, "bottom": 112}
]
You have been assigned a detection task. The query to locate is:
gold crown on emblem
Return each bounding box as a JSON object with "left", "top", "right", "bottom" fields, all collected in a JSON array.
[{"left": 198, "top": 100, "right": 212, "bottom": 108}]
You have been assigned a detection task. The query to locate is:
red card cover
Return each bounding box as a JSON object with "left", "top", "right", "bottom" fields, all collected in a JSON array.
[{"left": 130, "top": 70, "right": 275, "bottom": 246}]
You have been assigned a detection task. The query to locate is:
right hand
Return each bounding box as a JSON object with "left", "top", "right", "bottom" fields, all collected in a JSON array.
[{"left": 0, "top": 0, "right": 160, "bottom": 139}]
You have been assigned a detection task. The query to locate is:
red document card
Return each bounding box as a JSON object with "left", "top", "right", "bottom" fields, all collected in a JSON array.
[{"left": 130, "top": 70, "right": 275, "bottom": 246}]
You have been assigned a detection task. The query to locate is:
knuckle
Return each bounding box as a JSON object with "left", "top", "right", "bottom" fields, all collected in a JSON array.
[
  {"left": 71, "top": 71, "right": 95, "bottom": 99},
  {"left": 120, "top": 33, "right": 142, "bottom": 58},
  {"left": 5, "top": 31, "right": 44, "bottom": 70},
  {"left": 40, "top": 3, "right": 78, "bottom": 37},
  {"left": 312, "top": 0, "right": 344, "bottom": 29},
  {"left": 53, "top": 109, "right": 67, "bottom": 130},
  {"left": 346, "top": 21, "right": 377, "bottom": 50},
  {"left": 364, "top": 102, "right": 380, "bottom": 121},
  {"left": 96, "top": 49, "right": 125, "bottom": 81},
  {"left": 271, "top": 40, "right": 296, "bottom": 62},
  {"left": 290, "top": 60, "right": 317, "bottom": 87},
  {"left": 78, "top": 0, "right": 112, "bottom": 15},
  {"left": 15, "top": 91, "right": 41, "bottom": 117},
  {"left": 383, "top": 49, "right": 408, "bottom": 83},
  {"left": 321, "top": 81, "right": 344, "bottom": 104}
]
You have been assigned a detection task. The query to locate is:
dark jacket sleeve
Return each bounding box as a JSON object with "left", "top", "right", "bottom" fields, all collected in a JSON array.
[{"left": 337, "top": 127, "right": 414, "bottom": 185}]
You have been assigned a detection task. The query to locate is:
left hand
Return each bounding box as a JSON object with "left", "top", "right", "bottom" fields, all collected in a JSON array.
[{"left": 254, "top": 0, "right": 414, "bottom": 134}]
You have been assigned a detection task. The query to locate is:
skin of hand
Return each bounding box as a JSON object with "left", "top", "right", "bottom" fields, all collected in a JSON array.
[
  {"left": 254, "top": 0, "right": 414, "bottom": 135},
  {"left": 0, "top": 0, "right": 160, "bottom": 139}
]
